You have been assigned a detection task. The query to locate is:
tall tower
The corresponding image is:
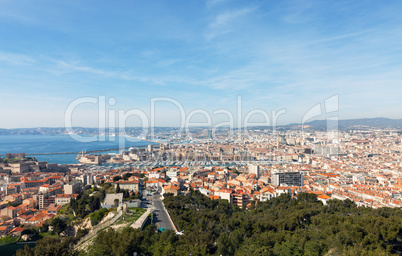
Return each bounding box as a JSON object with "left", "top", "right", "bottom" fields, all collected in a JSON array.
[{"left": 208, "top": 130, "right": 213, "bottom": 140}]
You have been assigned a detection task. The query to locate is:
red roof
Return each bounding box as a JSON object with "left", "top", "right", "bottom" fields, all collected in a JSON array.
[
  {"left": 164, "top": 185, "right": 179, "bottom": 191},
  {"left": 219, "top": 188, "right": 233, "bottom": 193},
  {"left": 8, "top": 227, "right": 24, "bottom": 234},
  {"left": 116, "top": 180, "right": 138, "bottom": 184},
  {"left": 56, "top": 194, "right": 78, "bottom": 198},
  {"left": 318, "top": 195, "right": 331, "bottom": 200}
]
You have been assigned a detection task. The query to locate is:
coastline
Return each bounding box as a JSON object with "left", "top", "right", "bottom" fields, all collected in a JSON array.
[{"left": 0, "top": 135, "right": 155, "bottom": 165}]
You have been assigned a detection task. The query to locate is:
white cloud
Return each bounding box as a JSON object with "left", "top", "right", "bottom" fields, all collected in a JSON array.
[
  {"left": 155, "top": 59, "right": 180, "bottom": 67},
  {"left": 55, "top": 60, "right": 113, "bottom": 76},
  {"left": 204, "top": 7, "right": 255, "bottom": 40},
  {"left": 0, "top": 51, "right": 35, "bottom": 65},
  {"left": 206, "top": 0, "right": 226, "bottom": 8}
]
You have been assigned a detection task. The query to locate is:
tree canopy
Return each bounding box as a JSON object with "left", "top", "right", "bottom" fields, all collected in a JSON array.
[
  {"left": 85, "top": 192, "right": 402, "bottom": 255},
  {"left": 17, "top": 192, "right": 402, "bottom": 256}
]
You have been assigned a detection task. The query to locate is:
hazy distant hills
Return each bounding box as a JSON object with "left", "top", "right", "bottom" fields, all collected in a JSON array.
[
  {"left": 0, "top": 127, "right": 96, "bottom": 135},
  {"left": 1, "top": 118, "right": 402, "bottom": 135},
  {"left": 287, "top": 117, "right": 402, "bottom": 130},
  {"left": 0, "top": 127, "right": 169, "bottom": 136}
]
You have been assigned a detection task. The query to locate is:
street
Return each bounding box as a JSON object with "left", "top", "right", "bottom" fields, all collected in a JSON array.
[{"left": 150, "top": 193, "right": 176, "bottom": 231}]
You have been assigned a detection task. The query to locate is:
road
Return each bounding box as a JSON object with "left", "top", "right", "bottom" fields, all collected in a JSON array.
[{"left": 150, "top": 194, "right": 176, "bottom": 231}]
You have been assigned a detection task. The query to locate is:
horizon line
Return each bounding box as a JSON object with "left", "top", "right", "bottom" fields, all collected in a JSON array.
[{"left": 1, "top": 116, "right": 402, "bottom": 130}]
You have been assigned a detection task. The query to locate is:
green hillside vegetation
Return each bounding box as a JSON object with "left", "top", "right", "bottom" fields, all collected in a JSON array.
[
  {"left": 113, "top": 207, "right": 147, "bottom": 227},
  {"left": 0, "top": 235, "right": 20, "bottom": 245},
  {"left": 16, "top": 191, "right": 402, "bottom": 256},
  {"left": 162, "top": 192, "right": 402, "bottom": 255}
]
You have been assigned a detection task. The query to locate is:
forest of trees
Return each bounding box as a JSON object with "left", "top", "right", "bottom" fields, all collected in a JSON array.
[
  {"left": 161, "top": 191, "right": 402, "bottom": 255},
  {"left": 17, "top": 191, "right": 402, "bottom": 256}
]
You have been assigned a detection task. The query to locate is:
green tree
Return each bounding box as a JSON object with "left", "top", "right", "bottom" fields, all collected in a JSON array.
[
  {"left": 113, "top": 176, "right": 122, "bottom": 182},
  {"left": 50, "top": 217, "right": 67, "bottom": 234},
  {"left": 15, "top": 244, "right": 34, "bottom": 256},
  {"left": 123, "top": 173, "right": 133, "bottom": 180},
  {"left": 297, "top": 192, "right": 319, "bottom": 204}
]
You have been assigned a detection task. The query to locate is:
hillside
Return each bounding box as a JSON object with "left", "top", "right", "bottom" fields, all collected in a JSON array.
[
  {"left": 16, "top": 192, "right": 402, "bottom": 256},
  {"left": 296, "top": 117, "right": 402, "bottom": 130}
]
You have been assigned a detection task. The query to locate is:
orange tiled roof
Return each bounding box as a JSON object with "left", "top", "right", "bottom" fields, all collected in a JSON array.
[
  {"left": 164, "top": 185, "right": 179, "bottom": 191},
  {"left": 318, "top": 195, "right": 331, "bottom": 200},
  {"left": 56, "top": 194, "right": 78, "bottom": 198},
  {"left": 27, "top": 211, "right": 48, "bottom": 222}
]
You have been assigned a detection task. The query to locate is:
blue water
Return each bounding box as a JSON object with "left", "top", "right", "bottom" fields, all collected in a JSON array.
[{"left": 0, "top": 135, "right": 153, "bottom": 164}]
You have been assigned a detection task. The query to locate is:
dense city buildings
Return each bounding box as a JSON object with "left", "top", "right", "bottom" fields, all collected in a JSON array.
[
  {"left": 0, "top": 125, "right": 402, "bottom": 254},
  {"left": 1, "top": 126, "right": 401, "bottom": 222}
]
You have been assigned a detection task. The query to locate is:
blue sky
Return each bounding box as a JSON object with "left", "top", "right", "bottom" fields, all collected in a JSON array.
[{"left": 0, "top": 0, "right": 402, "bottom": 128}]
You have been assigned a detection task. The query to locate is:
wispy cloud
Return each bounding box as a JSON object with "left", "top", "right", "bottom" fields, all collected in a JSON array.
[
  {"left": 204, "top": 6, "right": 255, "bottom": 40},
  {"left": 0, "top": 51, "right": 35, "bottom": 65},
  {"left": 48, "top": 59, "right": 194, "bottom": 86},
  {"left": 155, "top": 59, "right": 181, "bottom": 67},
  {"left": 195, "top": 63, "right": 275, "bottom": 91},
  {"left": 281, "top": 0, "right": 317, "bottom": 24},
  {"left": 206, "top": 0, "right": 226, "bottom": 8},
  {"left": 54, "top": 60, "right": 113, "bottom": 76}
]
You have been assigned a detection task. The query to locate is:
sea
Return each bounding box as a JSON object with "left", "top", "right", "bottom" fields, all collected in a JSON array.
[{"left": 0, "top": 135, "right": 153, "bottom": 165}]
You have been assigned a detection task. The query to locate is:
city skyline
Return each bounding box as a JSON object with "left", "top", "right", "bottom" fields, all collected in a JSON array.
[{"left": 1, "top": 0, "right": 402, "bottom": 128}]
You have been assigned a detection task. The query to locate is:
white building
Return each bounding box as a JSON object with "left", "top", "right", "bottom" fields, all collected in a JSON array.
[
  {"left": 166, "top": 170, "right": 179, "bottom": 179},
  {"left": 248, "top": 164, "right": 260, "bottom": 178}
]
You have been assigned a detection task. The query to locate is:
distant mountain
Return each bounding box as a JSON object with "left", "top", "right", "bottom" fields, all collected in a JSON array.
[
  {"left": 0, "top": 127, "right": 97, "bottom": 135},
  {"left": 0, "top": 127, "right": 172, "bottom": 136},
  {"left": 1, "top": 118, "right": 402, "bottom": 135},
  {"left": 289, "top": 117, "right": 402, "bottom": 130}
]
